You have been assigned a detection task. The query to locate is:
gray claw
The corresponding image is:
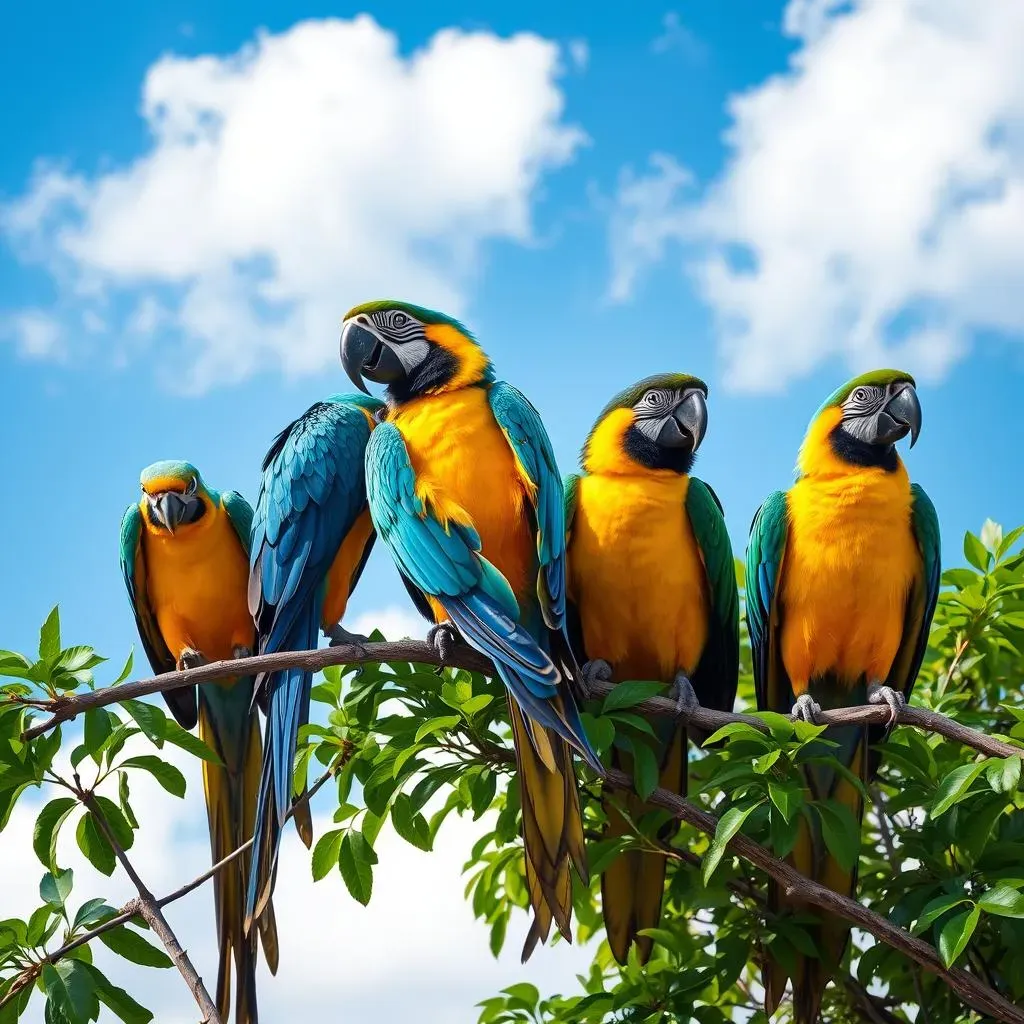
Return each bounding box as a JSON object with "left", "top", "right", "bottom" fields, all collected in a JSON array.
[
  {"left": 670, "top": 671, "right": 699, "bottom": 718},
  {"left": 232, "top": 645, "right": 253, "bottom": 661},
  {"left": 178, "top": 648, "right": 208, "bottom": 671},
  {"left": 791, "top": 693, "right": 822, "bottom": 724},
  {"left": 579, "top": 659, "right": 613, "bottom": 700},
  {"left": 868, "top": 682, "right": 905, "bottom": 727},
  {"left": 427, "top": 622, "right": 462, "bottom": 666},
  {"left": 324, "top": 624, "right": 371, "bottom": 657}
]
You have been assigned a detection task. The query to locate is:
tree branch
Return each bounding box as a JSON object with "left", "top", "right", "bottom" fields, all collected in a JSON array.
[
  {"left": 602, "top": 768, "right": 1024, "bottom": 1024},
  {"left": 12, "top": 641, "right": 1023, "bottom": 762},
  {"left": 75, "top": 776, "right": 223, "bottom": 1024}
]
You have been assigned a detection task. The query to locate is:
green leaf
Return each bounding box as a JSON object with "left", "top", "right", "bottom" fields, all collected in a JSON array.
[
  {"left": 391, "top": 793, "right": 431, "bottom": 851},
  {"left": 120, "top": 756, "right": 186, "bottom": 798},
  {"left": 963, "top": 532, "right": 990, "bottom": 573},
  {"left": 703, "top": 801, "right": 763, "bottom": 884},
  {"left": 702, "top": 721, "right": 770, "bottom": 747},
  {"left": 120, "top": 700, "right": 166, "bottom": 744},
  {"left": 40, "top": 868, "right": 73, "bottom": 908},
  {"left": 33, "top": 798, "right": 78, "bottom": 871},
  {"left": 913, "top": 893, "right": 972, "bottom": 935},
  {"left": 339, "top": 831, "right": 375, "bottom": 905},
  {"left": 80, "top": 962, "right": 153, "bottom": 1024},
  {"left": 72, "top": 899, "right": 116, "bottom": 931},
  {"left": 813, "top": 801, "right": 861, "bottom": 872},
  {"left": 93, "top": 797, "right": 134, "bottom": 851},
  {"left": 938, "top": 905, "right": 980, "bottom": 967},
  {"left": 76, "top": 813, "right": 116, "bottom": 876},
  {"left": 632, "top": 741, "right": 660, "bottom": 801},
  {"left": 118, "top": 773, "right": 138, "bottom": 830},
  {"left": 83, "top": 711, "right": 113, "bottom": 765},
  {"left": 413, "top": 715, "right": 460, "bottom": 743},
  {"left": 768, "top": 780, "right": 803, "bottom": 823},
  {"left": 978, "top": 884, "right": 1024, "bottom": 918},
  {"left": 43, "top": 960, "right": 98, "bottom": 1024},
  {"left": 99, "top": 925, "right": 173, "bottom": 968},
  {"left": 460, "top": 694, "right": 493, "bottom": 716},
  {"left": 39, "top": 607, "right": 61, "bottom": 662},
  {"left": 986, "top": 756, "right": 1021, "bottom": 794},
  {"left": 311, "top": 829, "right": 344, "bottom": 881},
  {"left": 162, "top": 721, "right": 222, "bottom": 764},
  {"left": 111, "top": 650, "right": 135, "bottom": 687},
  {"left": 501, "top": 983, "right": 540, "bottom": 1012},
  {"left": 27, "top": 903, "right": 59, "bottom": 947},
  {"left": 753, "top": 749, "right": 781, "bottom": 774},
  {"left": 932, "top": 761, "right": 987, "bottom": 817},
  {"left": 602, "top": 680, "right": 665, "bottom": 713}
]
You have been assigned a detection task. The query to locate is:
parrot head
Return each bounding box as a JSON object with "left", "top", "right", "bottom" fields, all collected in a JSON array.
[
  {"left": 138, "top": 460, "right": 212, "bottom": 535},
  {"left": 339, "top": 300, "right": 494, "bottom": 403},
  {"left": 809, "top": 369, "right": 922, "bottom": 471},
  {"left": 583, "top": 373, "right": 709, "bottom": 475}
]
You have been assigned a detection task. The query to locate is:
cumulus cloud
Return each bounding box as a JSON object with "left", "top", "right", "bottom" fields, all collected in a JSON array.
[
  {"left": 1, "top": 17, "right": 585, "bottom": 391},
  {"left": 0, "top": 309, "right": 63, "bottom": 359},
  {"left": 610, "top": 0, "right": 1024, "bottom": 391}
]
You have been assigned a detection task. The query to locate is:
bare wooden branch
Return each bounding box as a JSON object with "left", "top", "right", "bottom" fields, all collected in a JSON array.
[
  {"left": 12, "top": 641, "right": 1023, "bottom": 762},
  {"left": 603, "top": 768, "right": 1024, "bottom": 1024},
  {"left": 76, "top": 777, "right": 223, "bottom": 1024}
]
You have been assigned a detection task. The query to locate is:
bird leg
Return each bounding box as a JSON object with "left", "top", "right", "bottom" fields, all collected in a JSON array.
[
  {"left": 867, "top": 681, "right": 905, "bottom": 727},
  {"left": 791, "top": 693, "right": 822, "bottom": 724},
  {"left": 177, "top": 648, "right": 208, "bottom": 672},
  {"left": 578, "top": 658, "right": 613, "bottom": 701},
  {"left": 324, "top": 624, "right": 371, "bottom": 658},
  {"left": 427, "top": 622, "right": 463, "bottom": 666},
  {"left": 670, "top": 671, "right": 699, "bottom": 718}
]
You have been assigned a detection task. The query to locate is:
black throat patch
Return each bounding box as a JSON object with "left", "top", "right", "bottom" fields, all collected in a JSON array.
[
  {"left": 387, "top": 346, "right": 460, "bottom": 404},
  {"left": 623, "top": 425, "right": 696, "bottom": 474},
  {"left": 829, "top": 425, "right": 899, "bottom": 471}
]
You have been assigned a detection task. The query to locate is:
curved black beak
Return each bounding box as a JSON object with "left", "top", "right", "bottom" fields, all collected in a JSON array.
[
  {"left": 340, "top": 319, "right": 405, "bottom": 394},
  {"left": 656, "top": 389, "right": 708, "bottom": 452},
  {"left": 148, "top": 491, "right": 199, "bottom": 534},
  {"left": 882, "top": 382, "right": 922, "bottom": 448}
]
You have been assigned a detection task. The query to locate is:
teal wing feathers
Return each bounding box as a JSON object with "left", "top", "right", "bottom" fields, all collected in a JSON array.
[{"left": 221, "top": 490, "right": 254, "bottom": 558}]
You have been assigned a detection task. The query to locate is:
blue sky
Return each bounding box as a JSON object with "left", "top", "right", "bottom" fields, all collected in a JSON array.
[{"left": 2, "top": 0, "right": 1024, "bottom": 1017}]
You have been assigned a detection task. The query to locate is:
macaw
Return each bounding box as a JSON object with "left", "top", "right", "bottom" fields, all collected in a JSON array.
[
  {"left": 746, "top": 370, "right": 940, "bottom": 1022},
  {"left": 564, "top": 374, "right": 739, "bottom": 965},
  {"left": 120, "top": 461, "right": 275, "bottom": 1024},
  {"left": 245, "top": 394, "right": 383, "bottom": 928},
  {"left": 340, "top": 300, "right": 601, "bottom": 959}
]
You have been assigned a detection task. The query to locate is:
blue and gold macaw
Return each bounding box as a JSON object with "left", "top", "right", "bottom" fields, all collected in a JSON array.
[
  {"left": 120, "top": 460, "right": 275, "bottom": 1024},
  {"left": 340, "top": 300, "right": 601, "bottom": 959},
  {"left": 244, "top": 394, "right": 383, "bottom": 928},
  {"left": 746, "top": 370, "right": 940, "bottom": 1022},
  {"left": 564, "top": 374, "right": 739, "bottom": 965}
]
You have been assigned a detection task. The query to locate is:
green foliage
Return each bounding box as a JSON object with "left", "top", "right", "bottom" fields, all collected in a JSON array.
[{"left": 2, "top": 522, "right": 1024, "bottom": 1022}]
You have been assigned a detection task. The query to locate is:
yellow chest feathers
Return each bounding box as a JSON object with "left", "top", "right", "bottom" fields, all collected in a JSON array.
[
  {"left": 389, "top": 387, "right": 534, "bottom": 599},
  {"left": 141, "top": 508, "right": 254, "bottom": 660},
  {"left": 568, "top": 473, "right": 709, "bottom": 681},
  {"left": 779, "top": 417, "right": 921, "bottom": 691}
]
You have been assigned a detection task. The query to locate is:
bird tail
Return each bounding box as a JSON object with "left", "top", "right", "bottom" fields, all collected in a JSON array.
[
  {"left": 764, "top": 722, "right": 865, "bottom": 1022},
  {"left": 246, "top": 612, "right": 318, "bottom": 931},
  {"left": 600, "top": 725, "right": 687, "bottom": 965},
  {"left": 198, "top": 683, "right": 279, "bottom": 1024},
  {"left": 509, "top": 698, "right": 588, "bottom": 962}
]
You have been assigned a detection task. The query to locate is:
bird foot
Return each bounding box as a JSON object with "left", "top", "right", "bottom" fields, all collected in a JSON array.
[
  {"left": 427, "top": 622, "right": 463, "bottom": 667},
  {"left": 232, "top": 645, "right": 253, "bottom": 661},
  {"left": 670, "top": 671, "right": 700, "bottom": 721},
  {"left": 868, "top": 682, "right": 905, "bottom": 727},
  {"left": 791, "top": 693, "right": 822, "bottom": 724},
  {"left": 578, "top": 658, "right": 613, "bottom": 700},
  {"left": 177, "top": 648, "right": 208, "bottom": 672},
  {"left": 324, "top": 624, "right": 371, "bottom": 658}
]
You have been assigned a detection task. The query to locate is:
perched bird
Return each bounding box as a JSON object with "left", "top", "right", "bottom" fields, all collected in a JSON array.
[
  {"left": 340, "top": 300, "right": 601, "bottom": 959},
  {"left": 565, "top": 374, "right": 739, "bottom": 965},
  {"left": 120, "top": 460, "right": 276, "bottom": 1024},
  {"left": 746, "top": 370, "right": 940, "bottom": 1022},
  {"left": 245, "top": 394, "right": 383, "bottom": 928}
]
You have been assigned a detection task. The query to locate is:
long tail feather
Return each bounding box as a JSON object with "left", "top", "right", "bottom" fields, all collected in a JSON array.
[{"left": 199, "top": 683, "right": 278, "bottom": 1024}]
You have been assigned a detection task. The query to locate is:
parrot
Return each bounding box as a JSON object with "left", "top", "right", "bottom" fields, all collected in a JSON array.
[
  {"left": 340, "top": 299, "right": 602, "bottom": 959},
  {"left": 120, "top": 460, "right": 276, "bottom": 1024},
  {"left": 745, "top": 369, "right": 940, "bottom": 1022},
  {"left": 564, "top": 373, "right": 740, "bottom": 966},
  {"left": 244, "top": 393, "right": 383, "bottom": 929}
]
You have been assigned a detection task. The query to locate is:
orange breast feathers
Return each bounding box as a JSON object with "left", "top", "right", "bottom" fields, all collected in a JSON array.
[
  {"left": 389, "top": 386, "right": 536, "bottom": 613},
  {"left": 140, "top": 500, "right": 255, "bottom": 663},
  {"left": 322, "top": 508, "right": 375, "bottom": 629},
  {"left": 779, "top": 407, "right": 921, "bottom": 694},
  {"left": 568, "top": 472, "right": 710, "bottom": 683}
]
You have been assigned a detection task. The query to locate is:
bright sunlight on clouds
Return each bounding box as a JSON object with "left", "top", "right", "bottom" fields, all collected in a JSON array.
[
  {"left": 609, "top": 0, "right": 1024, "bottom": 392},
  {"left": 1, "top": 16, "right": 584, "bottom": 391}
]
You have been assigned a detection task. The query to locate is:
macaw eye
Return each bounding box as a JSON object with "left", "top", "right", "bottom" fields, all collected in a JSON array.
[
  {"left": 393, "top": 312, "right": 408, "bottom": 326},
  {"left": 644, "top": 391, "right": 663, "bottom": 406}
]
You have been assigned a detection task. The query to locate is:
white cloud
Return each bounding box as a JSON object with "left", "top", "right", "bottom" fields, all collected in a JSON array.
[
  {"left": 1, "top": 17, "right": 585, "bottom": 391},
  {"left": 0, "top": 725, "right": 593, "bottom": 1022},
  {"left": 610, "top": 0, "right": 1024, "bottom": 391},
  {"left": 650, "top": 12, "right": 705, "bottom": 59},
  {"left": 349, "top": 604, "right": 428, "bottom": 641},
  {"left": 1, "top": 309, "right": 63, "bottom": 359}
]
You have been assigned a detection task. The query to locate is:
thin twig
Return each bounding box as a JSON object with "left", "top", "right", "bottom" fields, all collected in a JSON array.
[
  {"left": 603, "top": 768, "right": 1024, "bottom": 1024},
  {"left": 12, "top": 642, "right": 1023, "bottom": 762},
  {"left": 76, "top": 777, "right": 222, "bottom": 1024}
]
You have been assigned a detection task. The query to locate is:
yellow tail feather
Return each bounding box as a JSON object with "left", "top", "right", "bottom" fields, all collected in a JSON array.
[{"left": 200, "top": 698, "right": 279, "bottom": 1024}]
